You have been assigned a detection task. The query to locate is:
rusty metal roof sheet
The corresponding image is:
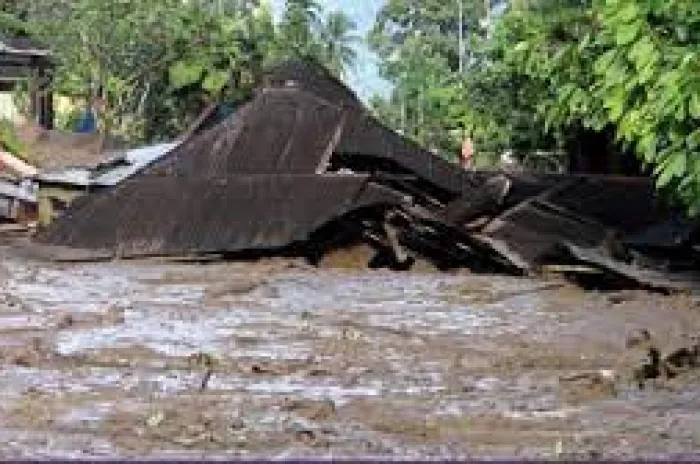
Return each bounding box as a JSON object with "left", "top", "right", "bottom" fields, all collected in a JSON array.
[
  {"left": 141, "top": 88, "right": 346, "bottom": 178},
  {"left": 35, "top": 82, "right": 409, "bottom": 256},
  {"left": 40, "top": 174, "right": 406, "bottom": 257},
  {"left": 262, "top": 59, "right": 363, "bottom": 109}
]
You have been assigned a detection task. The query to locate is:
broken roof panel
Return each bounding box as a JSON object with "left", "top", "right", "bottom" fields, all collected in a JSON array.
[
  {"left": 36, "top": 83, "right": 373, "bottom": 256},
  {"left": 41, "top": 174, "right": 407, "bottom": 258},
  {"left": 0, "top": 37, "right": 52, "bottom": 57},
  {"left": 479, "top": 177, "right": 669, "bottom": 270},
  {"left": 0, "top": 178, "right": 36, "bottom": 203},
  {"left": 90, "top": 142, "right": 178, "bottom": 187},
  {"left": 35, "top": 167, "right": 93, "bottom": 187},
  {"left": 141, "top": 88, "right": 346, "bottom": 178},
  {"left": 263, "top": 59, "right": 363, "bottom": 109}
]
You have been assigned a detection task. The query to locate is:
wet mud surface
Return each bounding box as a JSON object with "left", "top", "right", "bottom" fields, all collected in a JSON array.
[{"left": 1, "top": 241, "right": 700, "bottom": 458}]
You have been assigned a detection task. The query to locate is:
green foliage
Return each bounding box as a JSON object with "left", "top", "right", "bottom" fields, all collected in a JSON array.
[
  {"left": 0, "top": 117, "right": 26, "bottom": 160},
  {"left": 276, "top": 0, "right": 358, "bottom": 78},
  {"left": 486, "top": 0, "right": 700, "bottom": 210},
  {"left": 278, "top": 0, "right": 323, "bottom": 58},
  {"left": 593, "top": 0, "right": 700, "bottom": 209},
  {"left": 6, "top": 0, "right": 358, "bottom": 143},
  {"left": 318, "top": 11, "right": 358, "bottom": 77},
  {"left": 169, "top": 62, "right": 206, "bottom": 91},
  {"left": 367, "top": 0, "right": 507, "bottom": 159},
  {"left": 369, "top": 0, "right": 700, "bottom": 210}
]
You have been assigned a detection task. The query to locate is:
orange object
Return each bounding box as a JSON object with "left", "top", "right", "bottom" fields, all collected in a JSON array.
[{"left": 461, "top": 137, "right": 473, "bottom": 168}]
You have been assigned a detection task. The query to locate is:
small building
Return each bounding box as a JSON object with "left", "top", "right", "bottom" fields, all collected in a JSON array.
[{"left": 0, "top": 36, "right": 54, "bottom": 129}]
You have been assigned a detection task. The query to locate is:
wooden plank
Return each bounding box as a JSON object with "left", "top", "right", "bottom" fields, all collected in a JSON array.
[
  {"left": 483, "top": 178, "right": 582, "bottom": 234},
  {"left": 540, "top": 264, "right": 603, "bottom": 275}
]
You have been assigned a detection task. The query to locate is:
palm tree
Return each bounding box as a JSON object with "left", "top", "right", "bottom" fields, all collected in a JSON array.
[
  {"left": 319, "top": 11, "right": 358, "bottom": 77},
  {"left": 279, "top": 0, "right": 322, "bottom": 57}
]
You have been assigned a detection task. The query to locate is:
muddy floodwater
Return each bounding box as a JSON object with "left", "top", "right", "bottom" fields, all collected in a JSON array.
[{"left": 1, "top": 240, "right": 700, "bottom": 459}]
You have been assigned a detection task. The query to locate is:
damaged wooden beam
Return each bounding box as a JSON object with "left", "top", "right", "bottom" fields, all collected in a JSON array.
[{"left": 563, "top": 242, "right": 700, "bottom": 292}]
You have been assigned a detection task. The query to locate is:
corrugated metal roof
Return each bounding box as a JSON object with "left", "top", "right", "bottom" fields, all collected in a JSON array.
[
  {"left": 35, "top": 59, "right": 674, "bottom": 278},
  {"left": 0, "top": 37, "right": 52, "bottom": 57},
  {"left": 91, "top": 142, "right": 178, "bottom": 186},
  {"left": 35, "top": 167, "right": 92, "bottom": 187},
  {"left": 35, "top": 142, "right": 177, "bottom": 188},
  {"left": 0, "top": 178, "right": 36, "bottom": 203},
  {"left": 36, "top": 61, "right": 496, "bottom": 257}
]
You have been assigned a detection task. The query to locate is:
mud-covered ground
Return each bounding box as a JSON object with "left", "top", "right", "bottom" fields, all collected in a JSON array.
[{"left": 1, "top": 239, "right": 700, "bottom": 459}]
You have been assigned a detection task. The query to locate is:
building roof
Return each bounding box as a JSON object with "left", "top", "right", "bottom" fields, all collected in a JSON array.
[
  {"left": 0, "top": 178, "right": 36, "bottom": 203},
  {"left": 0, "top": 36, "right": 53, "bottom": 76},
  {"left": 0, "top": 37, "right": 52, "bottom": 57},
  {"left": 35, "top": 142, "right": 177, "bottom": 188},
  {"left": 91, "top": 142, "right": 179, "bottom": 186}
]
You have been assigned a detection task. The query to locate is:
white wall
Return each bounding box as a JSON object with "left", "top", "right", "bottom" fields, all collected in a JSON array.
[{"left": 0, "top": 92, "right": 22, "bottom": 123}]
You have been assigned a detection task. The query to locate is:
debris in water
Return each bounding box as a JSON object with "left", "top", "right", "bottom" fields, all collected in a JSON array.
[
  {"left": 146, "top": 410, "right": 165, "bottom": 428},
  {"left": 205, "top": 278, "right": 263, "bottom": 299},
  {"left": 633, "top": 346, "right": 663, "bottom": 389},
  {"left": 559, "top": 370, "right": 617, "bottom": 402},
  {"left": 55, "top": 313, "right": 75, "bottom": 329},
  {"left": 188, "top": 352, "right": 217, "bottom": 392},
  {"left": 282, "top": 398, "right": 336, "bottom": 421},
  {"left": 626, "top": 328, "right": 653, "bottom": 349}
]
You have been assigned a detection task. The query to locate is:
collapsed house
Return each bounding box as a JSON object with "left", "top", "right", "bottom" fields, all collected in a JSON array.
[{"left": 34, "top": 60, "right": 700, "bottom": 291}]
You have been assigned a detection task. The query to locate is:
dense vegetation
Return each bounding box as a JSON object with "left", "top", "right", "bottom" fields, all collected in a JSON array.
[
  {"left": 369, "top": 0, "right": 700, "bottom": 211},
  {"left": 0, "top": 0, "right": 358, "bottom": 142}
]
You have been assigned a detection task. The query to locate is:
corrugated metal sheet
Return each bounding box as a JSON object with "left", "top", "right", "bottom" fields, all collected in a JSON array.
[
  {"left": 336, "top": 110, "right": 483, "bottom": 196},
  {"left": 0, "top": 179, "right": 36, "bottom": 203},
  {"left": 91, "top": 142, "right": 178, "bottom": 186},
  {"left": 262, "top": 60, "right": 485, "bottom": 197},
  {"left": 36, "top": 167, "right": 93, "bottom": 187},
  {"left": 40, "top": 175, "right": 405, "bottom": 257},
  {"left": 481, "top": 177, "right": 668, "bottom": 269},
  {"left": 36, "top": 83, "right": 401, "bottom": 256},
  {"left": 142, "top": 89, "right": 345, "bottom": 178},
  {"left": 35, "top": 143, "right": 177, "bottom": 187},
  {"left": 263, "top": 60, "right": 363, "bottom": 109},
  {"left": 0, "top": 37, "right": 52, "bottom": 56}
]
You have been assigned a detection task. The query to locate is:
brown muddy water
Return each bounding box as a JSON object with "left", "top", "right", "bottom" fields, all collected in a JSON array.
[{"left": 1, "top": 240, "right": 700, "bottom": 459}]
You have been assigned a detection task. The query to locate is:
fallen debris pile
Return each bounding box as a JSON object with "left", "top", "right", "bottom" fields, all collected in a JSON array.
[
  {"left": 625, "top": 329, "right": 700, "bottom": 389},
  {"left": 34, "top": 60, "right": 700, "bottom": 292}
]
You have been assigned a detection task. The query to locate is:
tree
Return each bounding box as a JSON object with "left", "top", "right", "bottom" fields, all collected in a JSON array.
[
  {"left": 0, "top": 0, "right": 29, "bottom": 36},
  {"left": 16, "top": 0, "right": 278, "bottom": 143},
  {"left": 370, "top": 0, "right": 700, "bottom": 210},
  {"left": 476, "top": 0, "right": 700, "bottom": 209},
  {"left": 274, "top": 1, "right": 359, "bottom": 79},
  {"left": 278, "top": 0, "right": 323, "bottom": 59},
  {"left": 10, "top": 0, "right": 356, "bottom": 145},
  {"left": 21, "top": 0, "right": 186, "bottom": 141},
  {"left": 368, "top": 0, "right": 488, "bottom": 153},
  {"left": 319, "top": 11, "right": 358, "bottom": 78}
]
